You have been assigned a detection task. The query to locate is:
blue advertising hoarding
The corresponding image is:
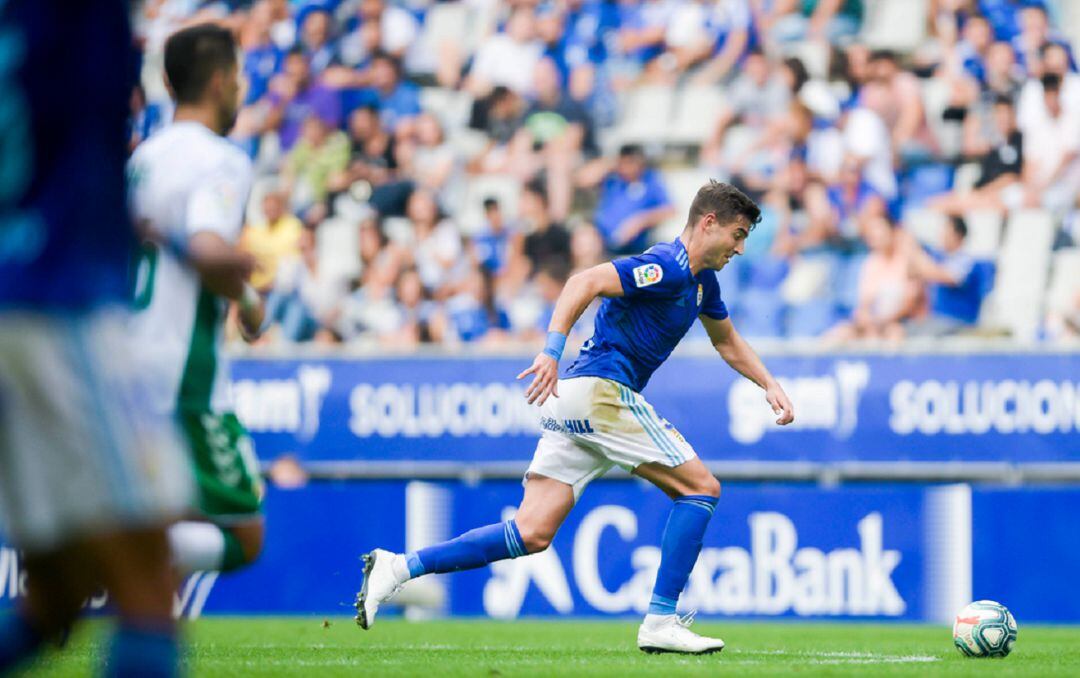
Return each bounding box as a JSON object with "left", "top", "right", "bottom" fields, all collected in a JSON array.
[
  {"left": 232, "top": 353, "right": 1080, "bottom": 463},
  {"left": 6, "top": 481, "right": 1077, "bottom": 623}
]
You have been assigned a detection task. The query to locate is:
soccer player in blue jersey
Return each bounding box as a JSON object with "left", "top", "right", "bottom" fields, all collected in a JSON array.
[
  {"left": 357, "top": 181, "right": 795, "bottom": 654},
  {"left": 0, "top": 2, "right": 192, "bottom": 674}
]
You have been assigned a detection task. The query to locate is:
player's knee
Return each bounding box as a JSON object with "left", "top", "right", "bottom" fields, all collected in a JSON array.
[
  {"left": 692, "top": 474, "right": 721, "bottom": 499},
  {"left": 516, "top": 524, "right": 555, "bottom": 554}
]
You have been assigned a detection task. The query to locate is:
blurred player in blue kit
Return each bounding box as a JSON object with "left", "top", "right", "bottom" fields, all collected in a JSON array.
[
  {"left": 0, "top": 1, "right": 192, "bottom": 675},
  {"left": 357, "top": 181, "right": 796, "bottom": 654}
]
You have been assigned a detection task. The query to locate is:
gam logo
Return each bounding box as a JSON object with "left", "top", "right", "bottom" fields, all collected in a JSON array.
[{"left": 727, "top": 361, "right": 870, "bottom": 444}]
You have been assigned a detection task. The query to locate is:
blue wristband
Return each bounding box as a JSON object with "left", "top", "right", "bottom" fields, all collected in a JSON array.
[{"left": 543, "top": 331, "right": 567, "bottom": 362}]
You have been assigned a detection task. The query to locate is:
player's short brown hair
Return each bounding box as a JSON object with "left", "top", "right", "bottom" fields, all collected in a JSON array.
[
  {"left": 686, "top": 180, "right": 762, "bottom": 230},
  {"left": 164, "top": 23, "right": 236, "bottom": 104}
]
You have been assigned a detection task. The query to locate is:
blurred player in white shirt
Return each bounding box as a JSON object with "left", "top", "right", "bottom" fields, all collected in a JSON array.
[{"left": 128, "top": 24, "right": 267, "bottom": 579}]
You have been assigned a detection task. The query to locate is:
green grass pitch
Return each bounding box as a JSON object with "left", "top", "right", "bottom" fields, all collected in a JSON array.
[{"left": 18, "top": 618, "right": 1080, "bottom": 677}]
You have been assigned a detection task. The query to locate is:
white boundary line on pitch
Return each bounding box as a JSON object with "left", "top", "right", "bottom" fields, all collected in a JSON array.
[{"left": 732, "top": 649, "right": 941, "bottom": 663}]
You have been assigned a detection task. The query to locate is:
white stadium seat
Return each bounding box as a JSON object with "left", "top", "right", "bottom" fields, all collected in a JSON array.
[
  {"left": 985, "top": 209, "right": 1055, "bottom": 341},
  {"left": 667, "top": 85, "right": 725, "bottom": 147},
  {"left": 962, "top": 210, "right": 1003, "bottom": 259},
  {"left": 904, "top": 207, "right": 948, "bottom": 248},
  {"left": 316, "top": 217, "right": 361, "bottom": 282},
  {"left": 420, "top": 87, "right": 474, "bottom": 132},
  {"left": 655, "top": 169, "right": 712, "bottom": 241},
  {"left": 861, "top": 0, "right": 928, "bottom": 52},
  {"left": 1046, "top": 248, "right": 1080, "bottom": 315},
  {"left": 920, "top": 77, "right": 962, "bottom": 159},
  {"left": 783, "top": 40, "right": 830, "bottom": 79},
  {"left": 610, "top": 85, "right": 675, "bottom": 147},
  {"left": 952, "top": 163, "right": 982, "bottom": 193}
]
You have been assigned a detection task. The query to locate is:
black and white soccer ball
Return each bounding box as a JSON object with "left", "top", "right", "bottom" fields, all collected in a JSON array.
[{"left": 953, "top": 600, "right": 1017, "bottom": 658}]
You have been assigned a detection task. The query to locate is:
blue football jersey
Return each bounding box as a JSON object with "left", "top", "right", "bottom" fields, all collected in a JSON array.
[
  {"left": 565, "top": 238, "right": 728, "bottom": 392},
  {"left": 0, "top": 0, "right": 135, "bottom": 310}
]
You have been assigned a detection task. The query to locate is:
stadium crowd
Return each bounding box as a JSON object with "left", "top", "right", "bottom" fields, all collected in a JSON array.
[{"left": 132, "top": 0, "right": 1080, "bottom": 346}]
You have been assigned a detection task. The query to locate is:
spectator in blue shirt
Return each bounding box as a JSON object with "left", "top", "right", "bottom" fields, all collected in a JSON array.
[
  {"left": 240, "top": 3, "right": 284, "bottom": 105},
  {"left": 979, "top": 0, "right": 1036, "bottom": 41},
  {"left": 578, "top": 144, "right": 676, "bottom": 255},
  {"left": 341, "top": 51, "right": 420, "bottom": 133},
  {"left": 297, "top": 6, "right": 338, "bottom": 75},
  {"left": 953, "top": 14, "right": 994, "bottom": 85},
  {"left": 678, "top": 0, "right": 754, "bottom": 84},
  {"left": 909, "top": 217, "right": 987, "bottom": 335},
  {"left": 561, "top": 0, "right": 620, "bottom": 69},
  {"left": 472, "top": 198, "right": 519, "bottom": 278},
  {"left": 1011, "top": 4, "right": 1076, "bottom": 73}
]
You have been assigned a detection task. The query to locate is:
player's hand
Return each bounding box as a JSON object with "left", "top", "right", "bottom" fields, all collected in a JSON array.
[
  {"left": 766, "top": 381, "right": 795, "bottom": 426},
  {"left": 517, "top": 353, "right": 559, "bottom": 406}
]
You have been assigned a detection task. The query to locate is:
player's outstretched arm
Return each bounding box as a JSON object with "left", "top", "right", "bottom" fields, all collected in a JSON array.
[
  {"left": 518, "top": 263, "right": 624, "bottom": 406},
  {"left": 701, "top": 315, "right": 795, "bottom": 425}
]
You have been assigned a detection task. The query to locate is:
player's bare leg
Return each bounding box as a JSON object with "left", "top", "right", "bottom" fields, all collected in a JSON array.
[
  {"left": 509, "top": 474, "right": 576, "bottom": 552},
  {"left": 2, "top": 527, "right": 179, "bottom": 675},
  {"left": 356, "top": 475, "right": 574, "bottom": 629},
  {"left": 168, "top": 517, "right": 264, "bottom": 575},
  {"left": 8, "top": 546, "right": 99, "bottom": 661},
  {"left": 85, "top": 527, "right": 180, "bottom": 675},
  {"left": 634, "top": 457, "right": 721, "bottom": 500},
  {"left": 632, "top": 458, "right": 726, "bottom": 655}
]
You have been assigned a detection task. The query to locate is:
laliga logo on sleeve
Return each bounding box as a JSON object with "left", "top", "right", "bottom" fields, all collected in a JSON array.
[
  {"left": 697, "top": 284, "right": 703, "bottom": 307},
  {"left": 633, "top": 263, "right": 663, "bottom": 288}
]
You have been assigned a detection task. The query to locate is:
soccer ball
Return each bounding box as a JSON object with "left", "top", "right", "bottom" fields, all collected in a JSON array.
[{"left": 952, "top": 600, "right": 1017, "bottom": 657}]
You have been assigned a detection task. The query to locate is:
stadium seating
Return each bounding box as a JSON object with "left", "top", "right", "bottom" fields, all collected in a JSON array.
[
  {"left": 963, "top": 210, "right": 1004, "bottom": 260},
  {"left": 667, "top": 86, "right": 725, "bottom": 148},
  {"left": 316, "top": 217, "right": 361, "bottom": 281},
  {"left": 904, "top": 208, "right": 948, "bottom": 248},
  {"left": 610, "top": 86, "right": 675, "bottom": 148},
  {"left": 986, "top": 209, "right": 1056, "bottom": 341},
  {"left": 132, "top": 0, "right": 1078, "bottom": 347},
  {"left": 1046, "top": 248, "right": 1080, "bottom": 316},
  {"left": 862, "top": 0, "right": 928, "bottom": 51},
  {"left": 458, "top": 175, "right": 522, "bottom": 235}
]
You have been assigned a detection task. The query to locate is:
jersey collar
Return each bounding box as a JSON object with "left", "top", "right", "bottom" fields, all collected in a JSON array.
[{"left": 672, "top": 237, "right": 691, "bottom": 274}]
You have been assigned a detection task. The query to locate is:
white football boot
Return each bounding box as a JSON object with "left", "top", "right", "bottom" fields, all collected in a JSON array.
[
  {"left": 355, "top": 549, "right": 407, "bottom": 629},
  {"left": 637, "top": 611, "right": 725, "bottom": 655}
]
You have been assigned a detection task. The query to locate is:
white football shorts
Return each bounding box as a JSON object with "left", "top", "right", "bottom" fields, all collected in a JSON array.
[
  {"left": 527, "top": 376, "right": 696, "bottom": 499},
  {"left": 0, "top": 308, "right": 193, "bottom": 552}
]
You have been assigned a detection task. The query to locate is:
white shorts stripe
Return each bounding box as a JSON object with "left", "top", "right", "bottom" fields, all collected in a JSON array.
[
  {"left": 620, "top": 385, "right": 682, "bottom": 464},
  {"left": 527, "top": 377, "right": 697, "bottom": 499},
  {"left": 620, "top": 386, "right": 675, "bottom": 464}
]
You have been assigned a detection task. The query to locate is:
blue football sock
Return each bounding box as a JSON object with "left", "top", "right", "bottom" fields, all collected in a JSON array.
[
  {"left": 406, "top": 520, "right": 526, "bottom": 577},
  {"left": 105, "top": 622, "right": 178, "bottom": 678},
  {"left": 649, "top": 494, "right": 718, "bottom": 616},
  {"left": 0, "top": 610, "right": 43, "bottom": 672}
]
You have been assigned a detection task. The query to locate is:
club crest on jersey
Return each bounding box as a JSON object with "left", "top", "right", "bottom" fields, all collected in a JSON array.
[
  {"left": 633, "top": 263, "right": 663, "bottom": 288},
  {"left": 697, "top": 284, "right": 703, "bottom": 306}
]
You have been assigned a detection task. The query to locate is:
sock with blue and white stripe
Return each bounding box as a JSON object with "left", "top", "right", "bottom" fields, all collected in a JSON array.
[
  {"left": 403, "top": 520, "right": 527, "bottom": 579},
  {"left": 648, "top": 494, "right": 718, "bottom": 616}
]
